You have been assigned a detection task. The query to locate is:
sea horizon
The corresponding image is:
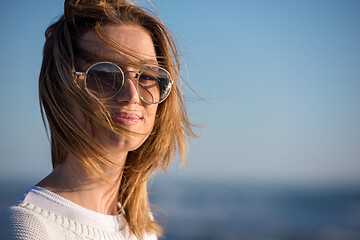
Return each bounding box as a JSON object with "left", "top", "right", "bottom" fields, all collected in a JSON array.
[{"left": 1, "top": 176, "right": 360, "bottom": 240}]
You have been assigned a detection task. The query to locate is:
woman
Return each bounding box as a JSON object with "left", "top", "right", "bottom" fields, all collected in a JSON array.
[{"left": 0, "top": 0, "right": 195, "bottom": 239}]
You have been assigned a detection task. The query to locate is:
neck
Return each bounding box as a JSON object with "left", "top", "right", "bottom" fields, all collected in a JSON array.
[{"left": 37, "top": 153, "right": 127, "bottom": 215}]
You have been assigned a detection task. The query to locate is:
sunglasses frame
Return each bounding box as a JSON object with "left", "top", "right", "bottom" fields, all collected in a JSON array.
[{"left": 74, "top": 61, "right": 173, "bottom": 104}]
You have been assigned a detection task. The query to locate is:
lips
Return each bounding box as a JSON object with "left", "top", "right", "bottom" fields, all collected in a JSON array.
[{"left": 111, "top": 111, "right": 142, "bottom": 125}]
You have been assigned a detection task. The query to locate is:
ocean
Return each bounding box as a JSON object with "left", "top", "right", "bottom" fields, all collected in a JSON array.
[{"left": 1, "top": 177, "right": 360, "bottom": 240}]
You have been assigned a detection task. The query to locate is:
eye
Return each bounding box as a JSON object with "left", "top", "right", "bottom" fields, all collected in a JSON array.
[{"left": 139, "top": 73, "right": 158, "bottom": 82}]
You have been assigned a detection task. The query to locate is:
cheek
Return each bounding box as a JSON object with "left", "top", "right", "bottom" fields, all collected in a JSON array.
[
  {"left": 145, "top": 105, "right": 158, "bottom": 129},
  {"left": 67, "top": 100, "right": 95, "bottom": 137}
]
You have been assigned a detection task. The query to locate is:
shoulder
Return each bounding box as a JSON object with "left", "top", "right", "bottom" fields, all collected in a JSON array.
[
  {"left": 0, "top": 202, "right": 51, "bottom": 240},
  {"left": 144, "top": 232, "right": 158, "bottom": 240}
]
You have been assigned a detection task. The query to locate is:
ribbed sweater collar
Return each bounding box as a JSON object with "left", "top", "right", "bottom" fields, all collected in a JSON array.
[{"left": 19, "top": 186, "right": 126, "bottom": 233}]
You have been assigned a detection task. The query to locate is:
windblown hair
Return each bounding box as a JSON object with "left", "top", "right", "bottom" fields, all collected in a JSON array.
[{"left": 39, "top": 0, "right": 195, "bottom": 238}]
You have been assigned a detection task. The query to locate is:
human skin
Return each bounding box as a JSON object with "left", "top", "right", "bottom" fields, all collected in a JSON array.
[{"left": 37, "top": 24, "right": 158, "bottom": 215}]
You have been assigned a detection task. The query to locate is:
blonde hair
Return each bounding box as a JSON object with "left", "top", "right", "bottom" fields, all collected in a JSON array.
[{"left": 39, "top": 0, "right": 195, "bottom": 238}]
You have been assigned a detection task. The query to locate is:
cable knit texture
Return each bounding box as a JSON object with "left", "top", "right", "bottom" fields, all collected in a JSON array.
[{"left": 0, "top": 187, "right": 157, "bottom": 240}]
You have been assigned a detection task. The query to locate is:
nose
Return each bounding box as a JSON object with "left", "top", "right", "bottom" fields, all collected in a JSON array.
[{"left": 114, "top": 71, "right": 141, "bottom": 104}]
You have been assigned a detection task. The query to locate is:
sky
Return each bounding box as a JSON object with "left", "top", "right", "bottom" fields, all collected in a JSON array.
[{"left": 0, "top": 0, "right": 359, "bottom": 187}]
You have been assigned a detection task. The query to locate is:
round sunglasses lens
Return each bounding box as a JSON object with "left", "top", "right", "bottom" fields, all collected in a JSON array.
[
  {"left": 86, "top": 63, "right": 123, "bottom": 99},
  {"left": 137, "top": 67, "right": 172, "bottom": 104}
]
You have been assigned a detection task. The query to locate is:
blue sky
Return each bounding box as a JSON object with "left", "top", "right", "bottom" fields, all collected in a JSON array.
[{"left": 0, "top": 0, "right": 359, "bottom": 187}]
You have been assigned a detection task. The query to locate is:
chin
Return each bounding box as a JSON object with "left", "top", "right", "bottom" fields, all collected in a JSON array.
[{"left": 96, "top": 130, "right": 149, "bottom": 153}]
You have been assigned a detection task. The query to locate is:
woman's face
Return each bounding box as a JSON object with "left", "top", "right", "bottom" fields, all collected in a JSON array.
[{"left": 76, "top": 24, "right": 159, "bottom": 154}]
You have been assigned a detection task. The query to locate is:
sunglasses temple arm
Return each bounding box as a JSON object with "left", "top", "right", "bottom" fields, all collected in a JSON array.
[{"left": 74, "top": 71, "right": 87, "bottom": 77}]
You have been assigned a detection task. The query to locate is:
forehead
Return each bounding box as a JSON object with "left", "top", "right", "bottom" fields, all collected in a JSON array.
[{"left": 78, "top": 24, "right": 157, "bottom": 65}]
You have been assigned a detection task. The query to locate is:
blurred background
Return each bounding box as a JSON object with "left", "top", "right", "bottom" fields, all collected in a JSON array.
[{"left": 1, "top": 0, "right": 359, "bottom": 239}]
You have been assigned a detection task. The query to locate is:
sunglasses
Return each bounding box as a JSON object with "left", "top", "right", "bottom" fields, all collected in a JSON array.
[{"left": 74, "top": 62, "right": 173, "bottom": 104}]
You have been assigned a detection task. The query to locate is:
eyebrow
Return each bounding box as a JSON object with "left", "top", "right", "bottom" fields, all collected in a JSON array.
[{"left": 75, "top": 47, "right": 159, "bottom": 67}]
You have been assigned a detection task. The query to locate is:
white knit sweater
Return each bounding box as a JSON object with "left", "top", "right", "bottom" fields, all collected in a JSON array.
[{"left": 0, "top": 186, "right": 157, "bottom": 240}]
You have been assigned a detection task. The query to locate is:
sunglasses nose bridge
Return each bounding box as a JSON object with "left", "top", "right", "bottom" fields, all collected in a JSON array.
[
  {"left": 122, "top": 70, "right": 141, "bottom": 92},
  {"left": 123, "top": 70, "right": 140, "bottom": 80},
  {"left": 114, "top": 70, "right": 142, "bottom": 104}
]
